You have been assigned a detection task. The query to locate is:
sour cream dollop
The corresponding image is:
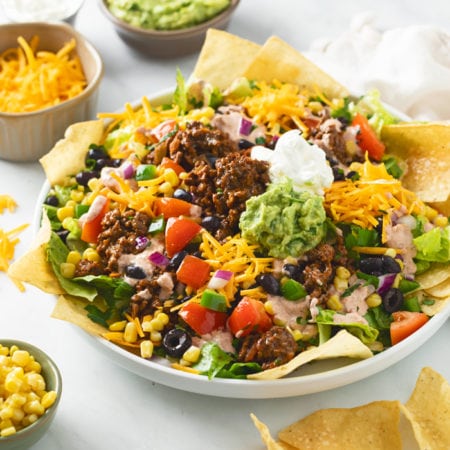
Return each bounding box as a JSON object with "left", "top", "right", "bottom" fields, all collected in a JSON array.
[{"left": 251, "top": 130, "right": 333, "bottom": 195}]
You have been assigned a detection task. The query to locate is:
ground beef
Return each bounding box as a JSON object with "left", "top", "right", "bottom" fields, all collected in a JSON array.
[
  {"left": 237, "top": 326, "right": 298, "bottom": 370},
  {"left": 184, "top": 152, "right": 270, "bottom": 240},
  {"left": 95, "top": 209, "right": 152, "bottom": 274},
  {"left": 144, "top": 121, "right": 238, "bottom": 170},
  {"left": 301, "top": 243, "right": 336, "bottom": 301}
]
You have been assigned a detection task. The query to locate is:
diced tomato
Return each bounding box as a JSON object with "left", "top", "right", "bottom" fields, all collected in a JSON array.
[
  {"left": 80, "top": 196, "right": 110, "bottom": 243},
  {"left": 227, "top": 297, "right": 272, "bottom": 338},
  {"left": 351, "top": 113, "right": 386, "bottom": 161},
  {"left": 150, "top": 119, "right": 177, "bottom": 142},
  {"left": 179, "top": 302, "right": 227, "bottom": 335},
  {"left": 165, "top": 217, "right": 202, "bottom": 258},
  {"left": 176, "top": 254, "right": 210, "bottom": 289},
  {"left": 390, "top": 311, "right": 429, "bottom": 345},
  {"left": 154, "top": 197, "right": 192, "bottom": 219},
  {"left": 159, "top": 157, "right": 185, "bottom": 176}
]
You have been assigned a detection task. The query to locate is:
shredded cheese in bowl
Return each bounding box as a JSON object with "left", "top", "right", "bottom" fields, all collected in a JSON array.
[{"left": 0, "top": 35, "right": 87, "bottom": 114}]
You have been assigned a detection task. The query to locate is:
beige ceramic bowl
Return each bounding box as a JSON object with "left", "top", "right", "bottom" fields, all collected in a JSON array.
[
  {"left": 0, "top": 339, "right": 62, "bottom": 450},
  {"left": 0, "top": 22, "right": 103, "bottom": 162},
  {"left": 98, "top": 0, "right": 240, "bottom": 57}
]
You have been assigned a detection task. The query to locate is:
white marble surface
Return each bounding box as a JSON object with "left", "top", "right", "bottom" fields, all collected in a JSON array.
[{"left": 1, "top": 1, "right": 450, "bottom": 449}]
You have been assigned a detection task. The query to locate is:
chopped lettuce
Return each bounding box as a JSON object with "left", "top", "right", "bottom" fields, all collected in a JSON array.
[
  {"left": 414, "top": 226, "right": 450, "bottom": 263},
  {"left": 351, "top": 89, "right": 399, "bottom": 136},
  {"left": 173, "top": 68, "right": 188, "bottom": 115},
  {"left": 315, "top": 309, "right": 379, "bottom": 345}
]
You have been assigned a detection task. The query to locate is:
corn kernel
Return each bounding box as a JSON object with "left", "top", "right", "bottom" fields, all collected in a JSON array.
[
  {"left": 149, "top": 318, "right": 164, "bottom": 332},
  {"left": 60, "top": 262, "right": 76, "bottom": 279},
  {"left": 66, "top": 251, "right": 82, "bottom": 265},
  {"left": 141, "top": 320, "right": 153, "bottom": 333},
  {"left": 25, "top": 373, "right": 45, "bottom": 392},
  {"left": 41, "top": 391, "right": 57, "bottom": 409},
  {"left": 123, "top": 322, "right": 138, "bottom": 343},
  {"left": 109, "top": 320, "right": 127, "bottom": 332},
  {"left": 150, "top": 331, "right": 162, "bottom": 342},
  {"left": 70, "top": 190, "right": 84, "bottom": 202},
  {"left": 0, "top": 426, "right": 16, "bottom": 437},
  {"left": 392, "top": 273, "right": 402, "bottom": 288},
  {"left": 11, "top": 407, "right": 25, "bottom": 423},
  {"left": 384, "top": 248, "right": 397, "bottom": 258},
  {"left": 82, "top": 248, "right": 100, "bottom": 262},
  {"left": 87, "top": 178, "right": 100, "bottom": 191},
  {"left": 333, "top": 276, "right": 348, "bottom": 292},
  {"left": 5, "top": 368, "right": 24, "bottom": 394},
  {"left": 273, "top": 318, "right": 286, "bottom": 326},
  {"left": 326, "top": 294, "right": 343, "bottom": 311},
  {"left": 366, "top": 293, "right": 382, "bottom": 308},
  {"left": 140, "top": 341, "right": 154, "bottom": 359},
  {"left": 424, "top": 205, "right": 438, "bottom": 220},
  {"left": 56, "top": 205, "right": 74, "bottom": 221},
  {"left": 434, "top": 215, "right": 448, "bottom": 227},
  {"left": 11, "top": 350, "right": 30, "bottom": 368},
  {"left": 264, "top": 301, "right": 275, "bottom": 315},
  {"left": 335, "top": 266, "right": 351, "bottom": 280},
  {"left": 163, "top": 168, "right": 179, "bottom": 187},
  {"left": 0, "top": 406, "right": 14, "bottom": 420},
  {"left": 22, "top": 413, "right": 38, "bottom": 426},
  {"left": 182, "top": 346, "right": 201, "bottom": 363},
  {"left": 23, "top": 400, "right": 44, "bottom": 416},
  {"left": 290, "top": 329, "right": 303, "bottom": 341},
  {"left": 158, "top": 181, "right": 174, "bottom": 196}
]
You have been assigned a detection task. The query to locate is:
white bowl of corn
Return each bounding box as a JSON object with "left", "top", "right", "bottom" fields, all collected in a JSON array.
[{"left": 0, "top": 339, "right": 62, "bottom": 450}]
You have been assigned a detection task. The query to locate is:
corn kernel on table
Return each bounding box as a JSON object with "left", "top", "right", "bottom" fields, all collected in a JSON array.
[{"left": 1, "top": 1, "right": 450, "bottom": 449}]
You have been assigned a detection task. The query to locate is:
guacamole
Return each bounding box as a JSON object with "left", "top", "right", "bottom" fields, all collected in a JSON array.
[
  {"left": 239, "top": 179, "right": 327, "bottom": 258},
  {"left": 106, "top": 0, "right": 231, "bottom": 31}
]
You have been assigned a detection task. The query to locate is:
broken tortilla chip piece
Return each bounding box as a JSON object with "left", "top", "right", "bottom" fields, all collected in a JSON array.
[
  {"left": 414, "top": 263, "right": 450, "bottom": 290},
  {"left": 189, "top": 29, "right": 261, "bottom": 90},
  {"left": 7, "top": 212, "right": 63, "bottom": 295},
  {"left": 39, "top": 119, "right": 104, "bottom": 186},
  {"left": 242, "top": 36, "right": 349, "bottom": 100},
  {"left": 381, "top": 122, "right": 450, "bottom": 203},
  {"left": 250, "top": 414, "right": 297, "bottom": 450},
  {"left": 400, "top": 367, "right": 450, "bottom": 450},
  {"left": 248, "top": 330, "right": 372, "bottom": 380},
  {"left": 277, "top": 400, "right": 402, "bottom": 450}
]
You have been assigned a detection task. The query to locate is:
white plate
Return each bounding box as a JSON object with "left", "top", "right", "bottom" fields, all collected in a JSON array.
[{"left": 35, "top": 89, "right": 450, "bottom": 399}]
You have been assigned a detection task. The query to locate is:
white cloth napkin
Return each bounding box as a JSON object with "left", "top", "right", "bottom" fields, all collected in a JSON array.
[{"left": 304, "top": 12, "right": 450, "bottom": 121}]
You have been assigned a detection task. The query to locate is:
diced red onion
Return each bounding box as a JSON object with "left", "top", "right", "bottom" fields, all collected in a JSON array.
[
  {"left": 396, "top": 214, "right": 416, "bottom": 230},
  {"left": 207, "top": 270, "right": 233, "bottom": 289},
  {"left": 377, "top": 273, "right": 397, "bottom": 296},
  {"left": 148, "top": 251, "right": 170, "bottom": 268},
  {"left": 135, "top": 235, "right": 149, "bottom": 251},
  {"left": 239, "top": 117, "right": 253, "bottom": 136},
  {"left": 121, "top": 162, "right": 134, "bottom": 179}
]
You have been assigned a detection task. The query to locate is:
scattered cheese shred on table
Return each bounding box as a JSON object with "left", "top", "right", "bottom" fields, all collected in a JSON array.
[
  {"left": 0, "top": 195, "right": 17, "bottom": 213},
  {"left": 0, "top": 35, "right": 87, "bottom": 113}
]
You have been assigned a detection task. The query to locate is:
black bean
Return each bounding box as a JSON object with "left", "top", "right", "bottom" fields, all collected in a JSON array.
[
  {"left": 282, "top": 263, "right": 302, "bottom": 280},
  {"left": 359, "top": 257, "right": 383, "bottom": 275},
  {"left": 75, "top": 170, "right": 98, "bottom": 187},
  {"left": 382, "top": 288, "right": 404, "bottom": 313},
  {"left": 167, "top": 251, "right": 188, "bottom": 271},
  {"left": 256, "top": 274, "right": 280, "bottom": 295},
  {"left": 44, "top": 195, "right": 59, "bottom": 207},
  {"left": 56, "top": 229, "right": 69, "bottom": 243},
  {"left": 125, "top": 264, "right": 146, "bottom": 279},
  {"left": 238, "top": 139, "right": 253, "bottom": 150},
  {"left": 94, "top": 158, "right": 115, "bottom": 170},
  {"left": 380, "top": 256, "right": 401, "bottom": 274},
  {"left": 201, "top": 216, "right": 221, "bottom": 234},
  {"left": 173, "top": 188, "right": 193, "bottom": 203},
  {"left": 162, "top": 328, "right": 192, "bottom": 358},
  {"left": 87, "top": 146, "right": 107, "bottom": 161}
]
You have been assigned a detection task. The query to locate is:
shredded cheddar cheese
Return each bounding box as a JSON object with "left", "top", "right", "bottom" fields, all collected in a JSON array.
[
  {"left": 0, "top": 36, "right": 87, "bottom": 113},
  {"left": 324, "top": 157, "right": 428, "bottom": 241},
  {"left": 0, "top": 195, "right": 17, "bottom": 213}
]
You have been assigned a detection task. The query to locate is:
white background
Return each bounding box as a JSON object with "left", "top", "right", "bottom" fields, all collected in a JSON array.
[{"left": 1, "top": 1, "right": 450, "bottom": 449}]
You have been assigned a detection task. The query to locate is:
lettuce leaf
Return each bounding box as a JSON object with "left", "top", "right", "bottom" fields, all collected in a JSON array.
[{"left": 414, "top": 226, "right": 450, "bottom": 262}]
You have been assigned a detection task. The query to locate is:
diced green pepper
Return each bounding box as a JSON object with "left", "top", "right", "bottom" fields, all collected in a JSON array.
[
  {"left": 403, "top": 296, "right": 421, "bottom": 312},
  {"left": 281, "top": 279, "right": 307, "bottom": 301},
  {"left": 136, "top": 164, "right": 157, "bottom": 181},
  {"left": 74, "top": 204, "right": 90, "bottom": 218},
  {"left": 398, "top": 278, "right": 420, "bottom": 294},
  {"left": 200, "top": 289, "right": 228, "bottom": 312},
  {"left": 148, "top": 216, "right": 165, "bottom": 235}
]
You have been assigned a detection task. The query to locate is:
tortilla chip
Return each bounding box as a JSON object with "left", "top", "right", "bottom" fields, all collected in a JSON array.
[
  {"left": 420, "top": 296, "right": 449, "bottom": 316},
  {"left": 51, "top": 294, "right": 106, "bottom": 336},
  {"left": 7, "top": 212, "right": 63, "bottom": 294},
  {"left": 250, "top": 414, "right": 297, "bottom": 450},
  {"left": 400, "top": 367, "right": 450, "bottom": 450},
  {"left": 423, "top": 275, "right": 450, "bottom": 297},
  {"left": 242, "top": 36, "right": 349, "bottom": 100},
  {"left": 415, "top": 263, "right": 450, "bottom": 290},
  {"left": 381, "top": 123, "right": 450, "bottom": 203},
  {"left": 248, "top": 330, "right": 372, "bottom": 380},
  {"left": 39, "top": 119, "right": 104, "bottom": 186},
  {"left": 189, "top": 29, "right": 261, "bottom": 90},
  {"left": 278, "top": 400, "right": 402, "bottom": 450}
]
